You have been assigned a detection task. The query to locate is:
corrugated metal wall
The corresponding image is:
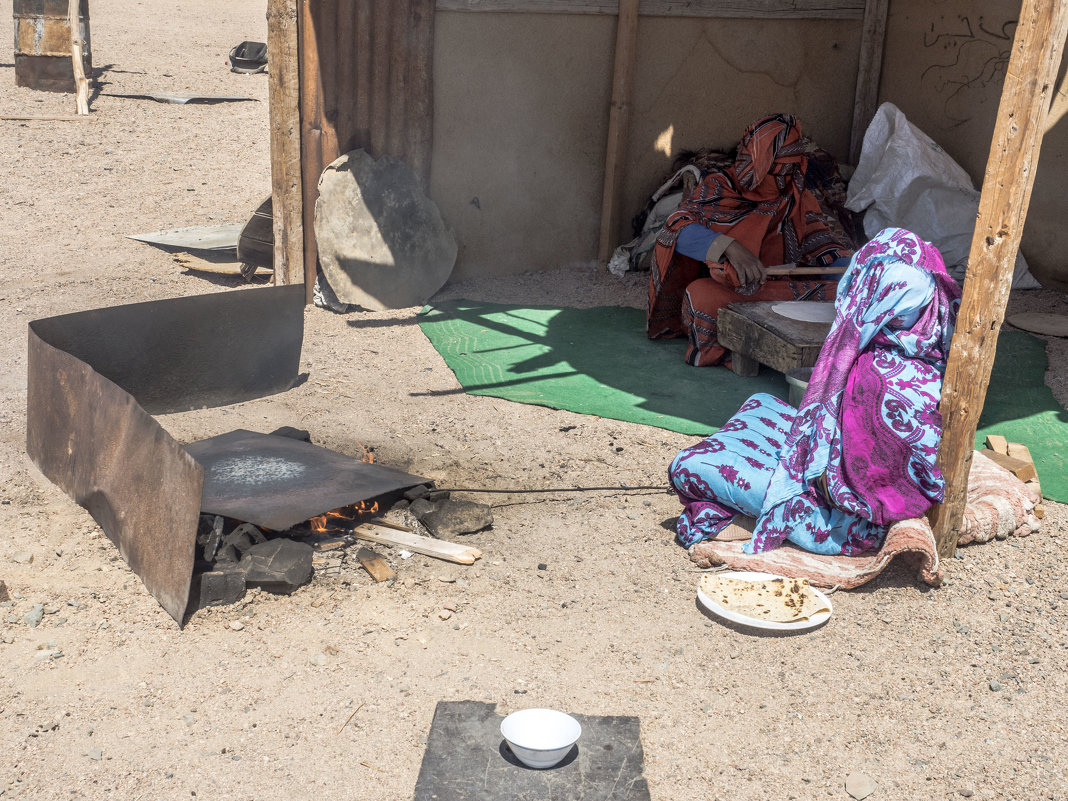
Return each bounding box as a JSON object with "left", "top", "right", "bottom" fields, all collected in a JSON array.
[{"left": 299, "top": 0, "right": 436, "bottom": 284}]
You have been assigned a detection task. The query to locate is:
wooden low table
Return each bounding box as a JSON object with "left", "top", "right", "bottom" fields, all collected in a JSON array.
[{"left": 717, "top": 301, "right": 833, "bottom": 376}]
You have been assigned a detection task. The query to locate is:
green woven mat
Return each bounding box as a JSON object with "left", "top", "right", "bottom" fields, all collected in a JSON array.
[
  {"left": 419, "top": 302, "right": 1067, "bottom": 501},
  {"left": 418, "top": 300, "right": 786, "bottom": 435},
  {"left": 974, "top": 331, "right": 1067, "bottom": 502}
]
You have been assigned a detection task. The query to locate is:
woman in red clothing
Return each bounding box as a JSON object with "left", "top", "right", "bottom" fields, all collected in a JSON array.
[{"left": 647, "top": 114, "right": 854, "bottom": 366}]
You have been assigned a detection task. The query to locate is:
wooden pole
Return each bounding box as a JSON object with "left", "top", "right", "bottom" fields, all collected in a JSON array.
[
  {"left": 68, "top": 0, "right": 89, "bottom": 115},
  {"left": 848, "top": 0, "right": 888, "bottom": 163},
  {"left": 298, "top": 0, "right": 330, "bottom": 303},
  {"left": 930, "top": 0, "right": 1068, "bottom": 558},
  {"left": 596, "top": 0, "right": 640, "bottom": 268},
  {"left": 267, "top": 0, "right": 306, "bottom": 290},
  {"left": 406, "top": 0, "right": 436, "bottom": 189}
]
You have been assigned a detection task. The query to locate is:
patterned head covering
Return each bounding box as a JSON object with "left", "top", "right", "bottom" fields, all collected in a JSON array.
[
  {"left": 662, "top": 114, "right": 848, "bottom": 269},
  {"left": 733, "top": 113, "right": 808, "bottom": 192}
]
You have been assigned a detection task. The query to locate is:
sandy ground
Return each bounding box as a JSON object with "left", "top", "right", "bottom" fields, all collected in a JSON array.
[{"left": 2, "top": 2, "right": 1068, "bottom": 800}]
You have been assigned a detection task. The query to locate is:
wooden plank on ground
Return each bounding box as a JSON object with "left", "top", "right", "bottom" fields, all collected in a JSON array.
[
  {"left": 930, "top": 0, "right": 1068, "bottom": 559},
  {"left": 353, "top": 523, "right": 483, "bottom": 565},
  {"left": 984, "top": 434, "right": 1009, "bottom": 455},
  {"left": 356, "top": 547, "right": 397, "bottom": 582},
  {"left": 981, "top": 450, "right": 1038, "bottom": 483}
]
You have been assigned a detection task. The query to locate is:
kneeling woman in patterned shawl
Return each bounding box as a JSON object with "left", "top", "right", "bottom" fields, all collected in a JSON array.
[
  {"left": 668, "top": 228, "right": 961, "bottom": 555},
  {"left": 647, "top": 113, "right": 854, "bottom": 366}
]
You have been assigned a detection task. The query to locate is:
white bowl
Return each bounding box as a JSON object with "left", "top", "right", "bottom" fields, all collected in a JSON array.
[{"left": 500, "top": 708, "right": 582, "bottom": 769}]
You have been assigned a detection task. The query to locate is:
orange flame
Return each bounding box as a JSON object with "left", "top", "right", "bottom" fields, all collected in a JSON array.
[
  {"left": 309, "top": 499, "right": 379, "bottom": 533},
  {"left": 307, "top": 443, "right": 378, "bottom": 532}
]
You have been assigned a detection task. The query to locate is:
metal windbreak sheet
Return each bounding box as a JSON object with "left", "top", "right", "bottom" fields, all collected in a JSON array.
[
  {"left": 26, "top": 285, "right": 305, "bottom": 624},
  {"left": 26, "top": 331, "right": 204, "bottom": 624}
]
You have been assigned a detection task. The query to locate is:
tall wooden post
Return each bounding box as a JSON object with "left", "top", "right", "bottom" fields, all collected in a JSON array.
[
  {"left": 930, "top": 0, "right": 1068, "bottom": 558},
  {"left": 68, "top": 0, "right": 89, "bottom": 114},
  {"left": 848, "top": 0, "right": 888, "bottom": 164},
  {"left": 597, "top": 0, "right": 640, "bottom": 268},
  {"left": 267, "top": 0, "right": 306, "bottom": 290}
]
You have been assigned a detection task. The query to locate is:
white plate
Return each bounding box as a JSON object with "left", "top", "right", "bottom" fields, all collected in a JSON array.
[{"left": 697, "top": 570, "right": 833, "bottom": 631}]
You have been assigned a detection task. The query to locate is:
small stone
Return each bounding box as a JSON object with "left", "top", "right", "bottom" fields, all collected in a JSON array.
[
  {"left": 844, "top": 772, "right": 877, "bottom": 800},
  {"left": 442, "top": 600, "right": 458, "bottom": 612},
  {"left": 989, "top": 681, "right": 1002, "bottom": 692},
  {"left": 228, "top": 621, "right": 244, "bottom": 631},
  {"left": 310, "top": 652, "right": 327, "bottom": 666},
  {"left": 189, "top": 567, "right": 246, "bottom": 610},
  {"left": 183, "top": 714, "right": 195, "bottom": 725},
  {"left": 438, "top": 609, "right": 453, "bottom": 621},
  {"left": 43, "top": 606, "right": 59, "bottom": 615},
  {"left": 403, "top": 484, "right": 431, "bottom": 502},
  {"left": 0, "top": 581, "right": 9, "bottom": 602},
  {"left": 537, "top": 563, "right": 548, "bottom": 571},
  {"left": 12, "top": 552, "right": 33, "bottom": 565},
  {"left": 240, "top": 539, "right": 313, "bottom": 593},
  {"left": 959, "top": 790, "right": 974, "bottom": 798},
  {"left": 87, "top": 748, "right": 102, "bottom": 761},
  {"left": 420, "top": 500, "right": 493, "bottom": 537},
  {"left": 23, "top": 605, "right": 44, "bottom": 628},
  {"left": 408, "top": 497, "right": 437, "bottom": 518},
  {"left": 437, "top": 576, "right": 456, "bottom": 584}
]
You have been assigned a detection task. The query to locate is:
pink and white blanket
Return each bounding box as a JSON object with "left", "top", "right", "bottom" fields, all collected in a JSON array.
[{"left": 688, "top": 450, "right": 1041, "bottom": 588}]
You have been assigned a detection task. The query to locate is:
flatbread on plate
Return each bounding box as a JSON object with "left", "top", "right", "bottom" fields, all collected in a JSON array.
[{"left": 699, "top": 574, "right": 830, "bottom": 623}]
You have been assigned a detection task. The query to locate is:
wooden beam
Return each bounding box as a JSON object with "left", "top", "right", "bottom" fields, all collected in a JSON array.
[
  {"left": 929, "top": 0, "right": 1068, "bottom": 559},
  {"left": 267, "top": 0, "right": 306, "bottom": 290},
  {"left": 848, "top": 0, "right": 888, "bottom": 164},
  {"left": 597, "top": 0, "right": 640, "bottom": 269},
  {"left": 298, "top": 0, "right": 341, "bottom": 304},
  {"left": 353, "top": 523, "right": 483, "bottom": 565},
  {"left": 436, "top": 0, "right": 865, "bottom": 19},
  {"left": 68, "top": 0, "right": 89, "bottom": 115}
]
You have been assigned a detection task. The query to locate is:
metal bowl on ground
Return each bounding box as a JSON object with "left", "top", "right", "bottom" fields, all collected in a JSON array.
[
  {"left": 785, "top": 367, "right": 814, "bottom": 407},
  {"left": 500, "top": 708, "right": 582, "bottom": 769}
]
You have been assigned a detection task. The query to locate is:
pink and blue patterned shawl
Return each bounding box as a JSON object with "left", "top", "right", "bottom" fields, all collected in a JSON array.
[{"left": 749, "top": 227, "right": 962, "bottom": 554}]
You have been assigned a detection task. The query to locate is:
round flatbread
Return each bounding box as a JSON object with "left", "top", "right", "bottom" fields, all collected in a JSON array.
[{"left": 699, "top": 574, "right": 830, "bottom": 623}]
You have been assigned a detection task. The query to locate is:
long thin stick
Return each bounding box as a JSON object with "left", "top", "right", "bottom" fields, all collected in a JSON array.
[
  {"left": 1, "top": 115, "right": 92, "bottom": 122},
  {"left": 68, "top": 0, "right": 89, "bottom": 115},
  {"left": 338, "top": 701, "right": 365, "bottom": 734},
  {"left": 764, "top": 265, "right": 847, "bottom": 277}
]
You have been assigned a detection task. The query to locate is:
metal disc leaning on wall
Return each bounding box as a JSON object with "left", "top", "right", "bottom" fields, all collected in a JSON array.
[{"left": 314, "top": 150, "right": 457, "bottom": 311}]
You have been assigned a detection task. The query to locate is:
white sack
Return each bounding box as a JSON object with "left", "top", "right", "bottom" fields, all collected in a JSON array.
[{"left": 846, "top": 102, "right": 1039, "bottom": 289}]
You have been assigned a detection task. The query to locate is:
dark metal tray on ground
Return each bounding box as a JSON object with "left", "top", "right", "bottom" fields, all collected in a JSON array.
[
  {"left": 717, "top": 301, "right": 833, "bottom": 376},
  {"left": 413, "top": 701, "right": 650, "bottom": 801}
]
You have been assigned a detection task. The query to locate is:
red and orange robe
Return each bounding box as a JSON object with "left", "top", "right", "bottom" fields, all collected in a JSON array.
[{"left": 647, "top": 114, "right": 853, "bottom": 366}]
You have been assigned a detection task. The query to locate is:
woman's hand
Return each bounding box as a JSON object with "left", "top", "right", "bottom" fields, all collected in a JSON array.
[{"left": 724, "top": 240, "right": 767, "bottom": 287}]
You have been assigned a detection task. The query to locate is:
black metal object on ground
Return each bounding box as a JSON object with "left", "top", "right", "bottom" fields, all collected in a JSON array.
[
  {"left": 26, "top": 285, "right": 305, "bottom": 624},
  {"left": 413, "top": 701, "right": 651, "bottom": 801},
  {"left": 185, "top": 429, "right": 425, "bottom": 531}
]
